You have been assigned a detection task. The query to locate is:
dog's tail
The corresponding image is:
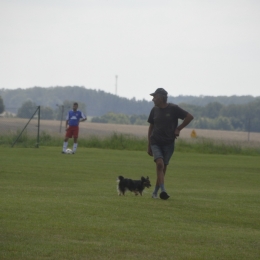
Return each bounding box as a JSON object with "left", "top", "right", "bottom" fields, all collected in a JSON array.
[{"left": 117, "top": 175, "right": 124, "bottom": 183}]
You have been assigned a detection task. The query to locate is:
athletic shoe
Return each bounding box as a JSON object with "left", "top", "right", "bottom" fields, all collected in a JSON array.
[
  {"left": 160, "top": 191, "right": 170, "bottom": 200},
  {"left": 61, "top": 151, "right": 65, "bottom": 154},
  {"left": 152, "top": 193, "right": 158, "bottom": 199}
]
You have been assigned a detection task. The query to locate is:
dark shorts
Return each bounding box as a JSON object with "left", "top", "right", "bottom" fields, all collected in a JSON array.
[
  {"left": 150, "top": 143, "right": 175, "bottom": 165},
  {"left": 66, "top": 126, "right": 79, "bottom": 138}
]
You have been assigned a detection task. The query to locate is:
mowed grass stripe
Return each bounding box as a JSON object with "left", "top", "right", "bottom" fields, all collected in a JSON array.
[{"left": 0, "top": 147, "right": 259, "bottom": 260}]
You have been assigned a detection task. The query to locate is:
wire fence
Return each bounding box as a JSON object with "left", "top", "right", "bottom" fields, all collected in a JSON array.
[{"left": 1, "top": 107, "right": 260, "bottom": 147}]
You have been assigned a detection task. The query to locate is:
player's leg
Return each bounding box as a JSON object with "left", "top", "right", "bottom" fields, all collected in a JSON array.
[
  {"left": 73, "top": 137, "right": 78, "bottom": 153},
  {"left": 62, "top": 127, "right": 72, "bottom": 153},
  {"left": 72, "top": 126, "right": 79, "bottom": 153}
]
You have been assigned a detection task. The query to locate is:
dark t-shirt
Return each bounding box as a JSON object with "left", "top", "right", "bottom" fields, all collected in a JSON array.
[{"left": 147, "top": 103, "right": 188, "bottom": 145}]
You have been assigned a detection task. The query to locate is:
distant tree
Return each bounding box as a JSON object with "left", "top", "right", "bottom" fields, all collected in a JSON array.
[
  {"left": 129, "top": 114, "right": 148, "bottom": 125},
  {"left": 129, "top": 114, "right": 139, "bottom": 124},
  {"left": 17, "top": 100, "right": 38, "bottom": 118},
  {"left": 250, "top": 118, "right": 260, "bottom": 132},
  {"left": 202, "top": 102, "right": 223, "bottom": 118},
  {"left": 214, "top": 117, "right": 233, "bottom": 130},
  {"left": 0, "top": 96, "right": 5, "bottom": 114},
  {"left": 177, "top": 103, "right": 203, "bottom": 118},
  {"left": 229, "top": 117, "right": 244, "bottom": 131},
  {"left": 41, "top": 107, "right": 54, "bottom": 120},
  {"left": 220, "top": 104, "right": 243, "bottom": 118},
  {"left": 192, "top": 117, "right": 212, "bottom": 129}
]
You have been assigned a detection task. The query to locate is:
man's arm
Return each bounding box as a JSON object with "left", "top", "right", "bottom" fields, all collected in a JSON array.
[
  {"left": 174, "top": 113, "right": 194, "bottom": 137},
  {"left": 147, "top": 124, "right": 154, "bottom": 156},
  {"left": 79, "top": 112, "right": 87, "bottom": 123},
  {"left": 65, "top": 120, "right": 69, "bottom": 131}
]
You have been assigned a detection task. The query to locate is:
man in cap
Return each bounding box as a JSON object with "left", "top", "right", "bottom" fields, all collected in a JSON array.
[{"left": 147, "top": 88, "right": 194, "bottom": 200}]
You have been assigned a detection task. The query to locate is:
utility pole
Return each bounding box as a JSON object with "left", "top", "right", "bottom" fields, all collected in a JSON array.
[
  {"left": 60, "top": 105, "right": 64, "bottom": 133},
  {"left": 115, "top": 75, "right": 118, "bottom": 96},
  {"left": 247, "top": 118, "right": 251, "bottom": 141},
  {"left": 56, "top": 104, "right": 64, "bottom": 133}
]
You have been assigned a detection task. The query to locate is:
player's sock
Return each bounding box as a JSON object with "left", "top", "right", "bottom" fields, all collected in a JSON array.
[
  {"left": 160, "top": 184, "right": 166, "bottom": 192},
  {"left": 73, "top": 143, "right": 78, "bottom": 153},
  {"left": 153, "top": 185, "right": 160, "bottom": 195},
  {"left": 63, "top": 142, "right": 68, "bottom": 152}
]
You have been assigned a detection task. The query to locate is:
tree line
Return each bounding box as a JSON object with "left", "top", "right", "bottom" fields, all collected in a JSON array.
[
  {"left": 2, "top": 97, "right": 259, "bottom": 132},
  {"left": 0, "top": 96, "right": 4, "bottom": 114},
  {"left": 0, "top": 86, "right": 257, "bottom": 116},
  {"left": 180, "top": 100, "right": 260, "bottom": 132},
  {"left": 0, "top": 86, "right": 259, "bottom": 132}
]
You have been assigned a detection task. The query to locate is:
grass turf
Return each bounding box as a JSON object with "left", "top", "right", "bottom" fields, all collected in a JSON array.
[{"left": 0, "top": 147, "right": 259, "bottom": 259}]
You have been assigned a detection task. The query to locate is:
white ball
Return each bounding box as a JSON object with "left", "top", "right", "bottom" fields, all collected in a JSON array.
[{"left": 66, "top": 148, "right": 73, "bottom": 154}]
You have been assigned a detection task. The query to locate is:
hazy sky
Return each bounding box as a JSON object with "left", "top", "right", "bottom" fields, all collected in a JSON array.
[{"left": 1, "top": 0, "right": 260, "bottom": 100}]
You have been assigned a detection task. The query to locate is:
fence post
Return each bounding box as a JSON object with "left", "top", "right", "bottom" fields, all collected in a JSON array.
[
  {"left": 36, "top": 106, "right": 40, "bottom": 148},
  {"left": 247, "top": 118, "right": 250, "bottom": 141},
  {"left": 11, "top": 106, "right": 40, "bottom": 148}
]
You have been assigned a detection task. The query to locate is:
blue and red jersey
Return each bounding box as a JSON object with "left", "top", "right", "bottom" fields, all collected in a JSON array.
[{"left": 66, "top": 110, "right": 86, "bottom": 126}]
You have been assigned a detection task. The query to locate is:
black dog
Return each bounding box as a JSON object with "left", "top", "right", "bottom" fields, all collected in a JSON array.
[{"left": 117, "top": 176, "right": 151, "bottom": 196}]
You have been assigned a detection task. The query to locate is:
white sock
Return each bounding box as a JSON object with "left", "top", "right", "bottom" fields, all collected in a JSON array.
[
  {"left": 73, "top": 143, "right": 78, "bottom": 152},
  {"left": 63, "top": 142, "right": 68, "bottom": 152}
]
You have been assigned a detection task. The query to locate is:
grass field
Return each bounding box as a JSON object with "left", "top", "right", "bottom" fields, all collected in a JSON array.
[{"left": 1, "top": 147, "right": 259, "bottom": 259}]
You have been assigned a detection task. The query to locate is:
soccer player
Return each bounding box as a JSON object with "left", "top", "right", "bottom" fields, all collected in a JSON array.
[
  {"left": 147, "top": 88, "right": 194, "bottom": 200},
  {"left": 62, "top": 102, "right": 87, "bottom": 154}
]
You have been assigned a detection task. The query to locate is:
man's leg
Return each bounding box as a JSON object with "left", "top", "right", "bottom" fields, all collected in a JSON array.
[
  {"left": 155, "top": 164, "right": 167, "bottom": 186},
  {"left": 62, "top": 137, "right": 69, "bottom": 153},
  {"left": 72, "top": 127, "right": 79, "bottom": 153},
  {"left": 158, "top": 164, "right": 170, "bottom": 199},
  {"left": 158, "top": 143, "right": 174, "bottom": 200},
  {"left": 155, "top": 158, "right": 166, "bottom": 192},
  {"left": 73, "top": 137, "right": 78, "bottom": 153},
  {"left": 150, "top": 145, "right": 163, "bottom": 198},
  {"left": 151, "top": 158, "right": 165, "bottom": 198}
]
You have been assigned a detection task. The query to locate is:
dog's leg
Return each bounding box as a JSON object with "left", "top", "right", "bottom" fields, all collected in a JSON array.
[{"left": 117, "top": 187, "right": 124, "bottom": 196}]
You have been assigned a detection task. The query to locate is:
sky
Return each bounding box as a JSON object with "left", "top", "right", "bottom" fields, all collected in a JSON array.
[{"left": 1, "top": 0, "right": 260, "bottom": 101}]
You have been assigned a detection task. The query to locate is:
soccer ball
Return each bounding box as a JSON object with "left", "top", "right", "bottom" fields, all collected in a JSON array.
[{"left": 66, "top": 148, "right": 73, "bottom": 154}]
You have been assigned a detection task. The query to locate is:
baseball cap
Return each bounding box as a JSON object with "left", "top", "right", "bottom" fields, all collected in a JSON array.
[{"left": 150, "top": 88, "right": 168, "bottom": 96}]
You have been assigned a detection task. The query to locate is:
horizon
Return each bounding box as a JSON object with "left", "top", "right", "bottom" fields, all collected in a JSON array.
[{"left": 1, "top": 86, "right": 259, "bottom": 102}]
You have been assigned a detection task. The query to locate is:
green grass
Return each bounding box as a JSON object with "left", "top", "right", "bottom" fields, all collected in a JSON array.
[
  {"left": 1, "top": 131, "right": 260, "bottom": 155},
  {"left": 0, "top": 147, "right": 259, "bottom": 259}
]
